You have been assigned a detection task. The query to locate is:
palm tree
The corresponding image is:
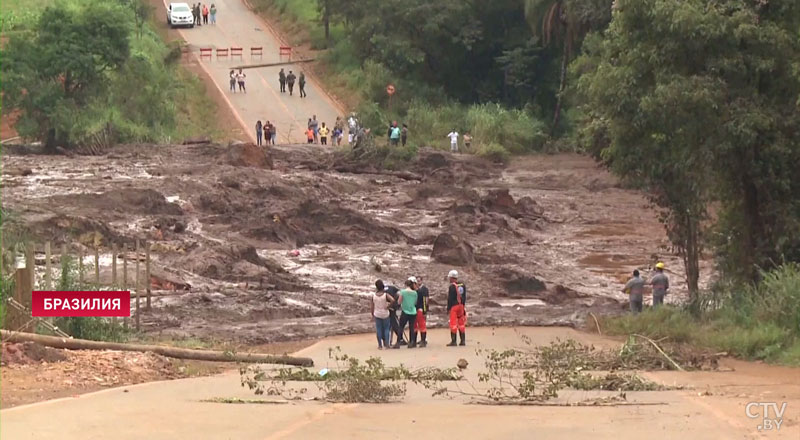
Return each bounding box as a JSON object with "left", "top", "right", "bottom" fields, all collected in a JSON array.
[{"left": 524, "top": 0, "right": 612, "bottom": 134}]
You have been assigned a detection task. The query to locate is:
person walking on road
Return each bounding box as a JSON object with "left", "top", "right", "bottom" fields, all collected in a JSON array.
[
  {"left": 622, "top": 269, "right": 646, "bottom": 314},
  {"left": 299, "top": 72, "right": 307, "bottom": 98},
  {"left": 279, "top": 68, "right": 286, "bottom": 93},
  {"left": 371, "top": 283, "right": 392, "bottom": 350},
  {"left": 319, "top": 123, "right": 329, "bottom": 145},
  {"left": 309, "top": 115, "right": 319, "bottom": 143},
  {"left": 210, "top": 4, "right": 216, "bottom": 23},
  {"left": 411, "top": 276, "right": 429, "bottom": 348},
  {"left": 447, "top": 129, "right": 459, "bottom": 153},
  {"left": 236, "top": 69, "right": 246, "bottom": 93},
  {"left": 202, "top": 4, "right": 209, "bottom": 24},
  {"left": 393, "top": 278, "right": 418, "bottom": 349},
  {"left": 255, "top": 120, "right": 263, "bottom": 146},
  {"left": 650, "top": 262, "right": 669, "bottom": 308},
  {"left": 286, "top": 70, "right": 296, "bottom": 96},
  {"left": 446, "top": 270, "right": 467, "bottom": 346}
]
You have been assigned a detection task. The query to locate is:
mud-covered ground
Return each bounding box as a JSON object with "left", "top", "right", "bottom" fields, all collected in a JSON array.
[{"left": 1, "top": 143, "right": 711, "bottom": 343}]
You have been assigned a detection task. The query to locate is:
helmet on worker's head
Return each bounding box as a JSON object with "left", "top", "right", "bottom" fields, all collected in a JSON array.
[
  {"left": 448, "top": 270, "right": 459, "bottom": 279},
  {"left": 407, "top": 276, "right": 418, "bottom": 284},
  {"left": 655, "top": 262, "right": 665, "bottom": 270}
]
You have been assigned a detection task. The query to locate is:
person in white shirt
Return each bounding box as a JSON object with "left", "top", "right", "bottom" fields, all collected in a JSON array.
[
  {"left": 372, "top": 280, "right": 393, "bottom": 349},
  {"left": 447, "top": 130, "right": 459, "bottom": 153}
]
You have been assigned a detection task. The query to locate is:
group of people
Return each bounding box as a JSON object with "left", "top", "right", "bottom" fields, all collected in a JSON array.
[
  {"left": 370, "top": 270, "right": 467, "bottom": 349},
  {"left": 278, "top": 69, "right": 305, "bottom": 97},
  {"left": 386, "top": 122, "right": 409, "bottom": 146},
  {"left": 446, "top": 130, "right": 472, "bottom": 153},
  {"left": 192, "top": 3, "right": 216, "bottom": 25},
  {"left": 254, "top": 120, "right": 277, "bottom": 146},
  {"left": 622, "top": 262, "right": 670, "bottom": 313},
  {"left": 305, "top": 115, "right": 345, "bottom": 146}
]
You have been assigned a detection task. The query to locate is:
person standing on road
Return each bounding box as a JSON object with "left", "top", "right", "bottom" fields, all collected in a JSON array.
[
  {"left": 237, "top": 69, "right": 246, "bottom": 93},
  {"left": 229, "top": 70, "right": 236, "bottom": 93},
  {"left": 269, "top": 122, "right": 277, "bottom": 145},
  {"left": 446, "top": 270, "right": 467, "bottom": 346},
  {"left": 393, "top": 278, "right": 418, "bottom": 349},
  {"left": 371, "top": 282, "right": 392, "bottom": 350},
  {"left": 299, "top": 72, "right": 307, "bottom": 98},
  {"left": 194, "top": 3, "right": 202, "bottom": 26},
  {"left": 202, "top": 4, "right": 209, "bottom": 24},
  {"left": 335, "top": 117, "right": 345, "bottom": 146},
  {"left": 348, "top": 113, "right": 358, "bottom": 146},
  {"left": 310, "top": 115, "right": 319, "bottom": 144},
  {"left": 286, "top": 70, "right": 296, "bottom": 96},
  {"left": 263, "top": 122, "right": 271, "bottom": 147},
  {"left": 622, "top": 269, "right": 646, "bottom": 314},
  {"left": 210, "top": 4, "right": 216, "bottom": 24},
  {"left": 447, "top": 129, "right": 459, "bottom": 153},
  {"left": 255, "top": 120, "right": 263, "bottom": 146},
  {"left": 401, "top": 123, "right": 408, "bottom": 147},
  {"left": 319, "top": 123, "right": 329, "bottom": 145},
  {"left": 411, "top": 276, "right": 429, "bottom": 348},
  {"left": 306, "top": 127, "right": 314, "bottom": 144},
  {"left": 279, "top": 68, "right": 286, "bottom": 93},
  {"left": 650, "top": 262, "right": 669, "bottom": 308}
]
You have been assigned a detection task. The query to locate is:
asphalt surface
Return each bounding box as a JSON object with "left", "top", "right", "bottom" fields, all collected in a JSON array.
[
  {"left": 3, "top": 327, "right": 798, "bottom": 439},
  {"left": 163, "top": 0, "right": 344, "bottom": 144}
]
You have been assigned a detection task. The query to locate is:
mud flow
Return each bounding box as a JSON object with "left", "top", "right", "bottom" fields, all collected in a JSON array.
[{"left": 1, "top": 143, "right": 709, "bottom": 343}]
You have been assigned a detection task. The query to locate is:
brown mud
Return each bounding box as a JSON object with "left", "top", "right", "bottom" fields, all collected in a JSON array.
[{"left": 1, "top": 143, "right": 711, "bottom": 343}]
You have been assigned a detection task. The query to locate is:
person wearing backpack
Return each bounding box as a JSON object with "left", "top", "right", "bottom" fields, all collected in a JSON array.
[{"left": 446, "top": 270, "right": 467, "bottom": 346}]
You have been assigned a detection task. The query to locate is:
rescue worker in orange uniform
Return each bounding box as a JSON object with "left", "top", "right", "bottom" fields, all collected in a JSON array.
[
  {"left": 410, "top": 276, "right": 429, "bottom": 348},
  {"left": 446, "top": 270, "right": 467, "bottom": 346}
]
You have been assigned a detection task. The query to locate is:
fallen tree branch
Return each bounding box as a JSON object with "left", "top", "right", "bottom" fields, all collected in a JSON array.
[
  {"left": 333, "top": 165, "right": 422, "bottom": 181},
  {"left": 631, "top": 334, "right": 684, "bottom": 372},
  {"left": 470, "top": 400, "right": 668, "bottom": 407},
  {"left": 0, "top": 330, "right": 313, "bottom": 367},
  {"left": 589, "top": 312, "right": 602, "bottom": 335}
]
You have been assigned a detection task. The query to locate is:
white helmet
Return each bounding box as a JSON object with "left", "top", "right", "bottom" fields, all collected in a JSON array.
[
  {"left": 448, "top": 270, "right": 458, "bottom": 279},
  {"left": 407, "top": 276, "right": 418, "bottom": 284}
]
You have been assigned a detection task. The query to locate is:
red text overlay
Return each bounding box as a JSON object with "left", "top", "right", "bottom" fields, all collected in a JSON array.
[{"left": 31, "top": 291, "right": 131, "bottom": 317}]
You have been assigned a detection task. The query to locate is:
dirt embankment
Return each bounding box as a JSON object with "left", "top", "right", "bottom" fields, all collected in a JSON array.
[{"left": 1, "top": 142, "right": 696, "bottom": 343}]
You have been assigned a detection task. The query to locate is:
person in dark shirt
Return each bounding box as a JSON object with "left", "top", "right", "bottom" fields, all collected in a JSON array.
[
  {"left": 410, "top": 276, "right": 429, "bottom": 348},
  {"left": 376, "top": 280, "right": 405, "bottom": 345},
  {"left": 446, "top": 269, "right": 467, "bottom": 346}
]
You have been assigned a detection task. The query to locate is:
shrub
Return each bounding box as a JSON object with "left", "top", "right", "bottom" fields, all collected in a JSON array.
[{"left": 475, "top": 143, "right": 510, "bottom": 164}]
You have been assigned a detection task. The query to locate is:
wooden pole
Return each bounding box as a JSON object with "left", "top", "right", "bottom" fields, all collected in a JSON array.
[
  {"left": 1, "top": 330, "right": 315, "bottom": 366},
  {"left": 60, "top": 243, "right": 67, "bottom": 289},
  {"left": 111, "top": 243, "right": 118, "bottom": 325},
  {"left": 13, "top": 268, "right": 34, "bottom": 332},
  {"left": 135, "top": 239, "right": 140, "bottom": 331},
  {"left": 25, "top": 243, "right": 35, "bottom": 294},
  {"left": 122, "top": 243, "right": 128, "bottom": 328},
  {"left": 145, "top": 244, "right": 151, "bottom": 310},
  {"left": 94, "top": 246, "right": 100, "bottom": 286},
  {"left": 44, "top": 241, "right": 52, "bottom": 290}
]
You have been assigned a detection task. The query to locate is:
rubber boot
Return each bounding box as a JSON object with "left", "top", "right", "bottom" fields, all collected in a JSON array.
[
  {"left": 419, "top": 333, "right": 427, "bottom": 348},
  {"left": 447, "top": 333, "right": 457, "bottom": 347},
  {"left": 459, "top": 331, "right": 466, "bottom": 346}
]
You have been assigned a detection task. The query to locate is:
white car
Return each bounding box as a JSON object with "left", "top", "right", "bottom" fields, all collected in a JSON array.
[{"left": 167, "top": 2, "right": 194, "bottom": 28}]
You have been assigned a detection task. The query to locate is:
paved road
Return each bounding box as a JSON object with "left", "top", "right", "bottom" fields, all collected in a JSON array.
[
  {"left": 163, "top": 0, "right": 344, "bottom": 144},
  {"left": 3, "top": 327, "right": 798, "bottom": 439}
]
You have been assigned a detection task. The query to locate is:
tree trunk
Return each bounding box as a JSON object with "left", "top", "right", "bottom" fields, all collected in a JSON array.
[
  {"left": 551, "top": 42, "right": 569, "bottom": 136},
  {"left": 323, "top": 0, "right": 330, "bottom": 45},
  {"left": 0, "top": 330, "right": 314, "bottom": 366}
]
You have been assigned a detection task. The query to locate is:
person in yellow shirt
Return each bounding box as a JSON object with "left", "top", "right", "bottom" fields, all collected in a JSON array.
[{"left": 319, "top": 123, "right": 330, "bottom": 145}]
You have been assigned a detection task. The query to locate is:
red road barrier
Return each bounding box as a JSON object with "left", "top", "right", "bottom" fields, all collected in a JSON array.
[
  {"left": 216, "top": 48, "right": 229, "bottom": 60},
  {"left": 251, "top": 47, "right": 263, "bottom": 59},
  {"left": 230, "top": 47, "right": 243, "bottom": 60},
  {"left": 279, "top": 46, "right": 292, "bottom": 61},
  {"left": 199, "top": 48, "right": 212, "bottom": 61}
]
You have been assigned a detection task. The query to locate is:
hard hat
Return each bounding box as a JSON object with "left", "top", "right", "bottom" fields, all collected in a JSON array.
[
  {"left": 407, "top": 276, "right": 418, "bottom": 284},
  {"left": 448, "top": 270, "right": 458, "bottom": 279},
  {"left": 655, "top": 262, "right": 665, "bottom": 269}
]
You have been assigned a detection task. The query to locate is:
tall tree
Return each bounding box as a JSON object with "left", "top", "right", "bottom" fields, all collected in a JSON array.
[{"left": 524, "top": 0, "right": 611, "bottom": 134}]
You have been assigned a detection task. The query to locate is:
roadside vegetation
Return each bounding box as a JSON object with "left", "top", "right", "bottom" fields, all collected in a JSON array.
[{"left": 0, "top": 0, "right": 223, "bottom": 150}]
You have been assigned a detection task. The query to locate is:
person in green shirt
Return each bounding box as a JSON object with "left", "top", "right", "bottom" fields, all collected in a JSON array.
[{"left": 393, "top": 278, "right": 419, "bottom": 349}]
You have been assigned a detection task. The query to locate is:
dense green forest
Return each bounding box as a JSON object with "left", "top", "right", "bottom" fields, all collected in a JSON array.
[{"left": 0, "top": 0, "right": 221, "bottom": 149}]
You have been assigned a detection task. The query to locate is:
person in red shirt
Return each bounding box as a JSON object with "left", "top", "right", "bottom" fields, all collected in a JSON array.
[{"left": 306, "top": 128, "right": 314, "bottom": 144}]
